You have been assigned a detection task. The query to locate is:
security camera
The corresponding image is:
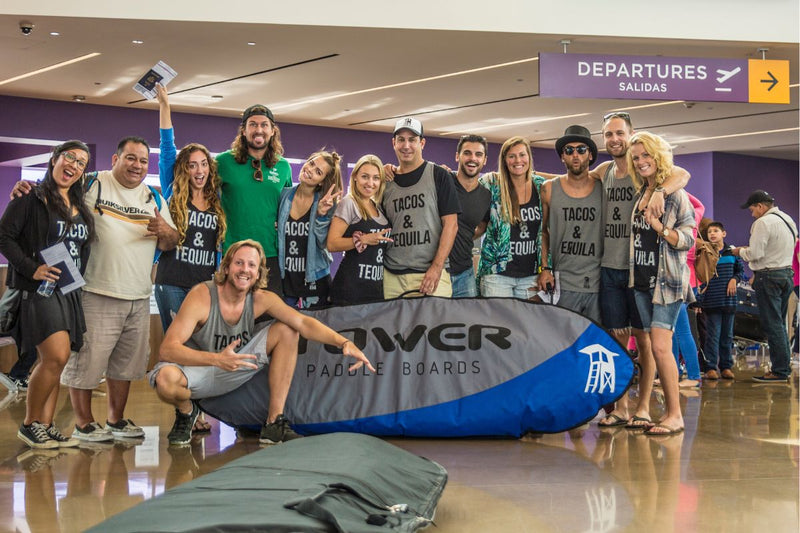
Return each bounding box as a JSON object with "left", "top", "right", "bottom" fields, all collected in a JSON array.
[{"left": 19, "top": 22, "right": 34, "bottom": 35}]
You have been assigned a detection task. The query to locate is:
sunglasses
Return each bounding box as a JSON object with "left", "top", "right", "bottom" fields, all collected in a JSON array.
[
  {"left": 251, "top": 159, "right": 263, "bottom": 182},
  {"left": 563, "top": 145, "right": 589, "bottom": 155},
  {"left": 603, "top": 111, "right": 632, "bottom": 123},
  {"left": 62, "top": 151, "right": 88, "bottom": 170}
]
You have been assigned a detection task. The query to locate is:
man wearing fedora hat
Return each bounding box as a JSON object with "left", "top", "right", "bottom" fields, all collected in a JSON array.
[
  {"left": 539, "top": 125, "right": 603, "bottom": 322},
  {"left": 733, "top": 190, "right": 797, "bottom": 382},
  {"left": 215, "top": 104, "right": 293, "bottom": 295}
]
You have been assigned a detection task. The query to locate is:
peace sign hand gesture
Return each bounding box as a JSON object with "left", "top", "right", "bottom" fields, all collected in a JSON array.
[{"left": 316, "top": 184, "right": 341, "bottom": 216}]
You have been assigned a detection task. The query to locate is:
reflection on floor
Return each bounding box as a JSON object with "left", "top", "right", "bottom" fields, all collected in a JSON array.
[{"left": 0, "top": 366, "right": 797, "bottom": 532}]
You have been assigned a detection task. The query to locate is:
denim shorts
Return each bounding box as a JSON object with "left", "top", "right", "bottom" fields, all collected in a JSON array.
[
  {"left": 633, "top": 289, "right": 683, "bottom": 332},
  {"left": 599, "top": 267, "right": 643, "bottom": 330}
]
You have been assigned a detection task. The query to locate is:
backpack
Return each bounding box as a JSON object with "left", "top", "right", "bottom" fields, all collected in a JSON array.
[{"left": 694, "top": 234, "right": 719, "bottom": 288}]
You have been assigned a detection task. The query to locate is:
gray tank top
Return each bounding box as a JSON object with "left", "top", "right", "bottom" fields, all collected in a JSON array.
[
  {"left": 186, "top": 281, "right": 255, "bottom": 353},
  {"left": 549, "top": 178, "right": 603, "bottom": 292},
  {"left": 601, "top": 163, "right": 637, "bottom": 270},
  {"left": 382, "top": 162, "right": 446, "bottom": 273}
]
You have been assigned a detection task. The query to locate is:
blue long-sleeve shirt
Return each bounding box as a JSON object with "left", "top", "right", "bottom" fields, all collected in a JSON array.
[{"left": 699, "top": 244, "right": 744, "bottom": 313}]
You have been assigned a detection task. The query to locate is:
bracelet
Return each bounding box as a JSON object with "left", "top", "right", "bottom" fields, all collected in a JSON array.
[
  {"left": 540, "top": 266, "right": 552, "bottom": 272},
  {"left": 654, "top": 186, "right": 666, "bottom": 193},
  {"left": 340, "top": 339, "right": 352, "bottom": 350}
]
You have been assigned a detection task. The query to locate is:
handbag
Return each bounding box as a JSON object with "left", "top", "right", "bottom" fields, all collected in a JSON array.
[{"left": 0, "top": 288, "right": 21, "bottom": 336}]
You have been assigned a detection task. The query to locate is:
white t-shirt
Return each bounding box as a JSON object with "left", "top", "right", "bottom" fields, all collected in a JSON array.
[{"left": 83, "top": 170, "right": 175, "bottom": 300}]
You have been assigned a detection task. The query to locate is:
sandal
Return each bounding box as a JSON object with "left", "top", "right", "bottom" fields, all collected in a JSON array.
[
  {"left": 598, "top": 413, "right": 628, "bottom": 427},
  {"left": 625, "top": 416, "right": 652, "bottom": 430},
  {"left": 644, "top": 424, "right": 684, "bottom": 436}
]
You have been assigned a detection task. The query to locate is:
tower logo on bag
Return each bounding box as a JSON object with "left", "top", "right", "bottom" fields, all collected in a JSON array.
[{"left": 581, "top": 344, "right": 619, "bottom": 394}]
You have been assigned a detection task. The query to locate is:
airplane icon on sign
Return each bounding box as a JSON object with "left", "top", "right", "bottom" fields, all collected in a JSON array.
[
  {"left": 714, "top": 67, "right": 741, "bottom": 92},
  {"left": 716, "top": 67, "right": 741, "bottom": 83}
]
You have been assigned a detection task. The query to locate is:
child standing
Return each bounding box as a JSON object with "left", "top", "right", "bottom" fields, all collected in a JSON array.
[{"left": 700, "top": 221, "right": 744, "bottom": 379}]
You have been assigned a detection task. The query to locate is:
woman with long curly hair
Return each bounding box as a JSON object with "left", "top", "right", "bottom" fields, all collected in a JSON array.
[
  {"left": 154, "top": 84, "right": 227, "bottom": 332},
  {"left": 0, "top": 140, "right": 95, "bottom": 448}
]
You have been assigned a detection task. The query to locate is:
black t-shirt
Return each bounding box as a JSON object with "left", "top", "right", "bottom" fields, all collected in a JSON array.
[
  {"left": 449, "top": 175, "right": 491, "bottom": 275},
  {"left": 283, "top": 210, "right": 313, "bottom": 298},
  {"left": 47, "top": 213, "right": 89, "bottom": 274},
  {"left": 385, "top": 161, "right": 461, "bottom": 219},
  {"left": 504, "top": 189, "right": 542, "bottom": 278},
  {"left": 156, "top": 201, "right": 219, "bottom": 288},
  {"left": 632, "top": 209, "right": 660, "bottom": 290}
]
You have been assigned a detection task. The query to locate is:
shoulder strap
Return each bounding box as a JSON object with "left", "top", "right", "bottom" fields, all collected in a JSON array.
[{"left": 771, "top": 212, "right": 797, "bottom": 240}]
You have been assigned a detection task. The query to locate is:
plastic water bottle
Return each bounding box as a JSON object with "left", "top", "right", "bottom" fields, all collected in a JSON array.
[{"left": 37, "top": 279, "right": 56, "bottom": 297}]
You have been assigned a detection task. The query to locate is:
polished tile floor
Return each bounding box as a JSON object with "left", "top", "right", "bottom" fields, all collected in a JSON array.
[{"left": 0, "top": 362, "right": 797, "bottom": 532}]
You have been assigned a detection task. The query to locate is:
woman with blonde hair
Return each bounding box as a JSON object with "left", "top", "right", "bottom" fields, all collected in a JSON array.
[
  {"left": 477, "top": 137, "right": 548, "bottom": 297},
  {"left": 278, "top": 150, "right": 343, "bottom": 309},
  {"left": 327, "top": 154, "right": 393, "bottom": 305},
  {"left": 627, "top": 131, "right": 696, "bottom": 436},
  {"left": 154, "top": 84, "right": 227, "bottom": 332}
]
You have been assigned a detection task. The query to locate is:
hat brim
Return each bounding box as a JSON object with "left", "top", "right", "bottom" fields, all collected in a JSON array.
[{"left": 556, "top": 135, "right": 598, "bottom": 164}]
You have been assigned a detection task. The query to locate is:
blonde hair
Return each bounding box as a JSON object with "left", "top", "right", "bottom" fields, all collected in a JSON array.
[
  {"left": 169, "top": 143, "right": 226, "bottom": 248},
  {"left": 626, "top": 131, "right": 674, "bottom": 190},
  {"left": 497, "top": 136, "right": 534, "bottom": 224},
  {"left": 348, "top": 154, "right": 386, "bottom": 220},
  {"left": 213, "top": 239, "right": 269, "bottom": 291}
]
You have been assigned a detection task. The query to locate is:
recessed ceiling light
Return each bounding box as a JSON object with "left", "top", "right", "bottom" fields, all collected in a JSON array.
[
  {"left": 212, "top": 95, "right": 224, "bottom": 99},
  {"left": 247, "top": 42, "right": 256, "bottom": 46},
  {"left": 50, "top": 32, "right": 60, "bottom": 36},
  {"left": 72, "top": 95, "right": 86, "bottom": 102},
  {"left": 132, "top": 40, "right": 144, "bottom": 45}
]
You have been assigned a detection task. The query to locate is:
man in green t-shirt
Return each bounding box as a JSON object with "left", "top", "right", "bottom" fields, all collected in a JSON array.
[{"left": 216, "top": 105, "right": 293, "bottom": 295}]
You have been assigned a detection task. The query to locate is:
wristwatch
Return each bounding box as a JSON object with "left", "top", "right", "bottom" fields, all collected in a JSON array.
[
  {"left": 662, "top": 227, "right": 670, "bottom": 238},
  {"left": 654, "top": 186, "right": 666, "bottom": 194}
]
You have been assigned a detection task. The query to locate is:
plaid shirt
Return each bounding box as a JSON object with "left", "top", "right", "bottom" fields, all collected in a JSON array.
[{"left": 629, "top": 188, "right": 696, "bottom": 305}]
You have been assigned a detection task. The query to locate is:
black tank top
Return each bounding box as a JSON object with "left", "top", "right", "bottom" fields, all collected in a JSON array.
[
  {"left": 330, "top": 216, "right": 391, "bottom": 304},
  {"left": 156, "top": 201, "right": 219, "bottom": 288}
]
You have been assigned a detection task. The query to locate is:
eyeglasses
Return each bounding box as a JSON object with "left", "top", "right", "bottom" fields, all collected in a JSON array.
[
  {"left": 62, "top": 151, "right": 87, "bottom": 170},
  {"left": 563, "top": 145, "right": 589, "bottom": 155},
  {"left": 251, "top": 159, "right": 263, "bottom": 182},
  {"left": 603, "top": 111, "right": 632, "bottom": 123}
]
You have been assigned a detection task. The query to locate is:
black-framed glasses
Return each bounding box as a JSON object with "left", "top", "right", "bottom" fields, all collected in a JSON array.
[
  {"left": 251, "top": 159, "right": 263, "bottom": 182},
  {"left": 563, "top": 145, "right": 589, "bottom": 155},
  {"left": 603, "top": 111, "right": 632, "bottom": 124},
  {"left": 62, "top": 151, "right": 87, "bottom": 170}
]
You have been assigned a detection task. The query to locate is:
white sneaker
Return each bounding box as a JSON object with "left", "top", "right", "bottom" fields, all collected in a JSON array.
[
  {"left": 105, "top": 418, "right": 145, "bottom": 439},
  {"left": 73, "top": 422, "right": 114, "bottom": 442}
]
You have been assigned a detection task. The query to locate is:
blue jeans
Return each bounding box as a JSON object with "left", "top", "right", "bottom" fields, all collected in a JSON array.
[
  {"left": 634, "top": 289, "right": 682, "bottom": 331},
  {"left": 451, "top": 268, "right": 478, "bottom": 298},
  {"left": 671, "top": 303, "right": 700, "bottom": 379},
  {"left": 753, "top": 269, "right": 793, "bottom": 377},
  {"left": 480, "top": 274, "right": 537, "bottom": 299},
  {"left": 704, "top": 311, "right": 735, "bottom": 371},
  {"left": 154, "top": 284, "right": 191, "bottom": 332}
]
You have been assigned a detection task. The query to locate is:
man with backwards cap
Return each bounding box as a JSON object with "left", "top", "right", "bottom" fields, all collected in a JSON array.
[
  {"left": 733, "top": 190, "right": 798, "bottom": 382},
  {"left": 216, "top": 104, "right": 293, "bottom": 295},
  {"left": 382, "top": 117, "right": 461, "bottom": 298},
  {"left": 539, "top": 125, "right": 604, "bottom": 323}
]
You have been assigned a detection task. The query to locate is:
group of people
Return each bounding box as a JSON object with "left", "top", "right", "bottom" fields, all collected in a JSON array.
[{"left": 1, "top": 86, "right": 796, "bottom": 449}]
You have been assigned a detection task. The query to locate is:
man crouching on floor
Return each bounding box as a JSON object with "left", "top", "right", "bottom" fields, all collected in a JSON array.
[{"left": 149, "top": 239, "right": 374, "bottom": 445}]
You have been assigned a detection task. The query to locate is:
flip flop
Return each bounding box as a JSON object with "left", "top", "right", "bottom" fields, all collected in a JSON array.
[
  {"left": 644, "top": 424, "right": 684, "bottom": 436},
  {"left": 598, "top": 413, "right": 628, "bottom": 427},
  {"left": 625, "top": 416, "right": 652, "bottom": 430}
]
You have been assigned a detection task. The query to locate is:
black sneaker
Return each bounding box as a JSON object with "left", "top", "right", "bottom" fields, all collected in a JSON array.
[
  {"left": 46, "top": 424, "right": 80, "bottom": 448},
  {"left": 259, "top": 414, "right": 302, "bottom": 444},
  {"left": 13, "top": 377, "right": 29, "bottom": 391},
  {"left": 752, "top": 373, "right": 790, "bottom": 383},
  {"left": 18, "top": 422, "right": 59, "bottom": 449},
  {"left": 168, "top": 402, "right": 200, "bottom": 446}
]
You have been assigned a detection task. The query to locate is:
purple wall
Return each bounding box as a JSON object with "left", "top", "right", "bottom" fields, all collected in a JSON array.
[{"left": 1, "top": 95, "right": 797, "bottom": 265}]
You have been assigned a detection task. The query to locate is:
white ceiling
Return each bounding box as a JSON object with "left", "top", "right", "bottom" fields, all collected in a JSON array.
[{"left": 0, "top": 7, "right": 798, "bottom": 160}]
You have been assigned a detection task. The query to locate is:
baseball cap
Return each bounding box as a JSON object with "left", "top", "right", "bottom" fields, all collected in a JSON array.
[
  {"left": 241, "top": 104, "right": 275, "bottom": 125},
  {"left": 393, "top": 117, "right": 423, "bottom": 137},
  {"left": 740, "top": 190, "right": 774, "bottom": 209}
]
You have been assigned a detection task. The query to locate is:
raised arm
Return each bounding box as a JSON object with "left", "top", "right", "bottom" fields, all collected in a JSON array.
[{"left": 156, "top": 83, "right": 178, "bottom": 198}]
